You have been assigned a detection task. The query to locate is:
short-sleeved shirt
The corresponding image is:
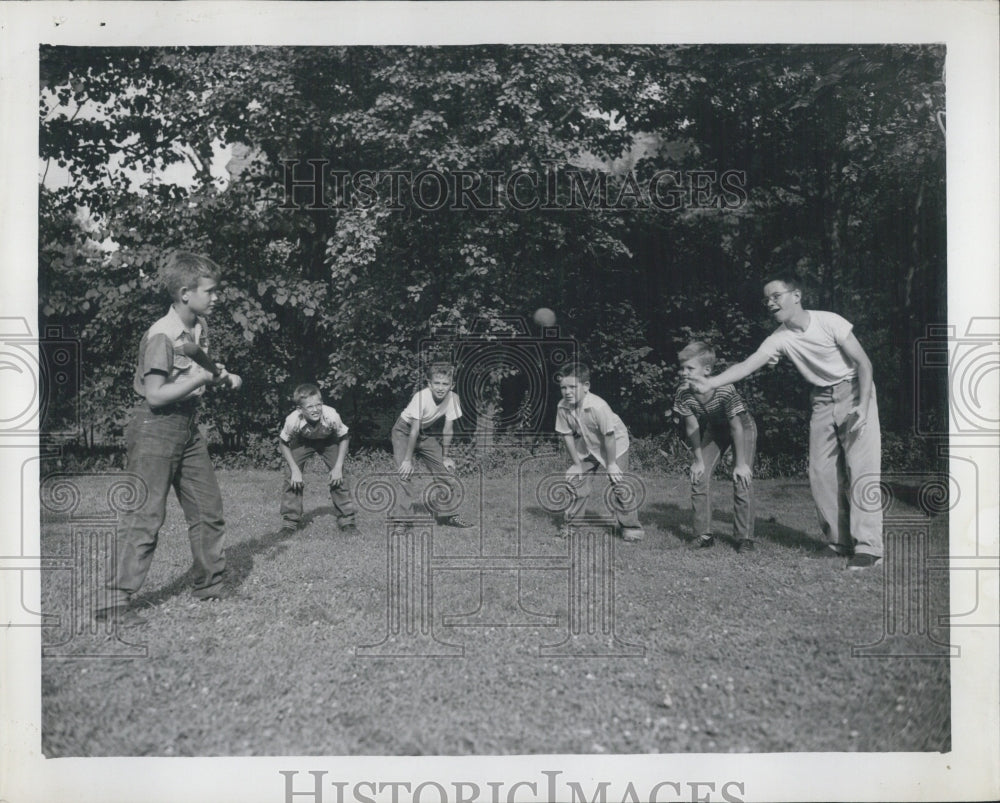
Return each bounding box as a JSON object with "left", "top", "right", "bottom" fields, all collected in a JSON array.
[
  {"left": 555, "top": 392, "right": 630, "bottom": 466},
  {"left": 399, "top": 388, "right": 462, "bottom": 433},
  {"left": 279, "top": 405, "right": 349, "bottom": 444},
  {"left": 673, "top": 384, "right": 749, "bottom": 433},
  {"left": 132, "top": 306, "right": 208, "bottom": 401},
  {"left": 755, "top": 311, "right": 856, "bottom": 387}
]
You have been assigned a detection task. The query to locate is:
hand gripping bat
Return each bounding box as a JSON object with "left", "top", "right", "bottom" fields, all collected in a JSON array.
[{"left": 179, "top": 341, "right": 222, "bottom": 378}]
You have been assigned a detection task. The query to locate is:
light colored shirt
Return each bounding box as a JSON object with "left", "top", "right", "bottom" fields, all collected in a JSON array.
[
  {"left": 756, "top": 310, "right": 857, "bottom": 387},
  {"left": 399, "top": 388, "right": 462, "bottom": 429},
  {"left": 132, "top": 306, "right": 207, "bottom": 400},
  {"left": 555, "top": 392, "right": 630, "bottom": 466},
  {"left": 279, "top": 404, "right": 349, "bottom": 443}
]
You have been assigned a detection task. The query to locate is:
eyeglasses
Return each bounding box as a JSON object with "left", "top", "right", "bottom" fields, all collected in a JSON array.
[{"left": 763, "top": 290, "right": 795, "bottom": 306}]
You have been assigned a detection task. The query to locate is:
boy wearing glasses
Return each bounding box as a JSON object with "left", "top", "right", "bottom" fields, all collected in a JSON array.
[{"left": 688, "top": 273, "right": 882, "bottom": 569}]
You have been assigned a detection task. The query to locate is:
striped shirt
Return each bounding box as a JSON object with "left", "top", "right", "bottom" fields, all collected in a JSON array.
[{"left": 673, "top": 384, "right": 749, "bottom": 432}]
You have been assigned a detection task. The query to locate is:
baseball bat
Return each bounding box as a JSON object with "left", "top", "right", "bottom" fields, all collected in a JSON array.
[{"left": 179, "top": 341, "right": 221, "bottom": 377}]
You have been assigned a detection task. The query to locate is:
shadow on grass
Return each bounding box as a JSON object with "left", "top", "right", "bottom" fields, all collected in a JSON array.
[
  {"left": 645, "top": 501, "right": 827, "bottom": 553},
  {"left": 136, "top": 505, "right": 341, "bottom": 607}
]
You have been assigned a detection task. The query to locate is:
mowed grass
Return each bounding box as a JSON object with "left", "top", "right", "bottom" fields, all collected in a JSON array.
[{"left": 40, "top": 456, "right": 950, "bottom": 756}]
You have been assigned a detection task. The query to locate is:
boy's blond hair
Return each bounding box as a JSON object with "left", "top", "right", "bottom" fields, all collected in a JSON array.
[
  {"left": 160, "top": 251, "right": 221, "bottom": 300},
  {"left": 677, "top": 341, "right": 716, "bottom": 370},
  {"left": 292, "top": 383, "right": 322, "bottom": 405},
  {"left": 426, "top": 362, "right": 455, "bottom": 382}
]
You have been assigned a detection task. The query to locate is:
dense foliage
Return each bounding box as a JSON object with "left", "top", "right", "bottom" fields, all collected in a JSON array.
[{"left": 39, "top": 45, "right": 946, "bottom": 465}]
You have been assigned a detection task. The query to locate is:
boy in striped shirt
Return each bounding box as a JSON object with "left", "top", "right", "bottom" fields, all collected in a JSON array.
[{"left": 673, "top": 342, "right": 757, "bottom": 553}]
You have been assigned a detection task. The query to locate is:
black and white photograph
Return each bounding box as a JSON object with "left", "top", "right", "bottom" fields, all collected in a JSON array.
[{"left": 2, "top": 2, "right": 998, "bottom": 802}]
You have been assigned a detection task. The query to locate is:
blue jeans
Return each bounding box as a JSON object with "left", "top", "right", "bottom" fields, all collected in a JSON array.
[{"left": 101, "top": 401, "right": 225, "bottom": 610}]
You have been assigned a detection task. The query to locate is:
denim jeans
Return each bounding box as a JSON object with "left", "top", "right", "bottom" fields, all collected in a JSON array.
[
  {"left": 565, "top": 450, "right": 641, "bottom": 530},
  {"left": 690, "top": 414, "right": 757, "bottom": 540},
  {"left": 389, "top": 417, "right": 462, "bottom": 518},
  {"left": 101, "top": 401, "right": 225, "bottom": 610},
  {"left": 808, "top": 380, "right": 883, "bottom": 556},
  {"left": 280, "top": 436, "right": 356, "bottom": 528}
]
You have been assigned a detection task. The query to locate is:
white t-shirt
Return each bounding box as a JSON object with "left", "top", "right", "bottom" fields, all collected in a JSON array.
[
  {"left": 555, "top": 392, "right": 630, "bottom": 466},
  {"left": 279, "top": 404, "right": 349, "bottom": 443},
  {"left": 756, "top": 310, "right": 856, "bottom": 387},
  {"left": 400, "top": 388, "right": 462, "bottom": 429}
]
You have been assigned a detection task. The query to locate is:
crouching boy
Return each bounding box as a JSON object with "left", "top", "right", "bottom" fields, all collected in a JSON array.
[
  {"left": 279, "top": 383, "right": 357, "bottom": 534},
  {"left": 555, "top": 364, "right": 645, "bottom": 542}
]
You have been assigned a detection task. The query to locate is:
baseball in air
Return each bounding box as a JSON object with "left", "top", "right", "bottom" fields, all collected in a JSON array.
[{"left": 533, "top": 308, "right": 557, "bottom": 327}]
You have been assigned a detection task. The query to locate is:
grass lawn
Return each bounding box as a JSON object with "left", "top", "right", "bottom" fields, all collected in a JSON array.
[{"left": 40, "top": 456, "right": 950, "bottom": 756}]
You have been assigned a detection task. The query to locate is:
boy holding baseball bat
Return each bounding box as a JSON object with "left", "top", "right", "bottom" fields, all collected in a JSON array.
[
  {"left": 673, "top": 341, "right": 757, "bottom": 553},
  {"left": 95, "top": 251, "right": 242, "bottom": 627},
  {"left": 278, "top": 383, "right": 357, "bottom": 534}
]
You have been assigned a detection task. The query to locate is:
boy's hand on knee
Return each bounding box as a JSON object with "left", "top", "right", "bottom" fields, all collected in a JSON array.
[
  {"left": 689, "top": 459, "right": 705, "bottom": 483},
  {"left": 290, "top": 469, "right": 304, "bottom": 493},
  {"left": 443, "top": 457, "right": 456, "bottom": 473},
  {"left": 733, "top": 463, "right": 753, "bottom": 489},
  {"left": 606, "top": 462, "right": 623, "bottom": 483},
  {"left": 329, "top": 468, "right": 343, "bottom": 488},
  {"left": 398, "top": 459, "right": 414, "bottom": 480},
  {"left": 565, "top": 463, "right": 584, "bottom": 483}
]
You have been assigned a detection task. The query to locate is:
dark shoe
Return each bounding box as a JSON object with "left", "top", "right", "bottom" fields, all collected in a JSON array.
[
  {"left": 693, "top": 534, "right": 715, "bottom": 549},
  {"left": 736, "top": 538, "right": 755, "bottom": 553},
  {"left": 827, "top": 543, "right": 853, "bottom": 557},
  {"left": 94, "top": 606, "right": 147, "bottom": 628},
  {"left": 440, "top": 515, "right": 475, "bottom": 529},
  {"left": 279, "top": 524, "right": 297, "bottom": 536},
  {"left": 339, "top": 521, "right": 358, "bottom": 533},
  {"left": 621, "top": 527, "right": 645, "bottom": 542},
  {"left": 847, "top": 553, "right": 882, "bottom": 570}
]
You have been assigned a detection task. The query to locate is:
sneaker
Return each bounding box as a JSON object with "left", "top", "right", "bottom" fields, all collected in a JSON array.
[
  {"left": 736, "top": 538, "right": 755, "bottom": 553},
  {"left": 621, "top": 527, "right": 645, "bottom": 542},
  {"left": 847, "top": 553, "right": 882, "bottom": 570},
  {"left": 279, "top": 524, "right": 297, "bottom": 536},
  {"left": 439, "top": 515, "right": 475, "bottom": 528},
  {"left": 94, "top": 606, "right": 147, "bottom": 628},
  {"left": 693, "top": 534, "right": 715, "bottom": 549}
]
